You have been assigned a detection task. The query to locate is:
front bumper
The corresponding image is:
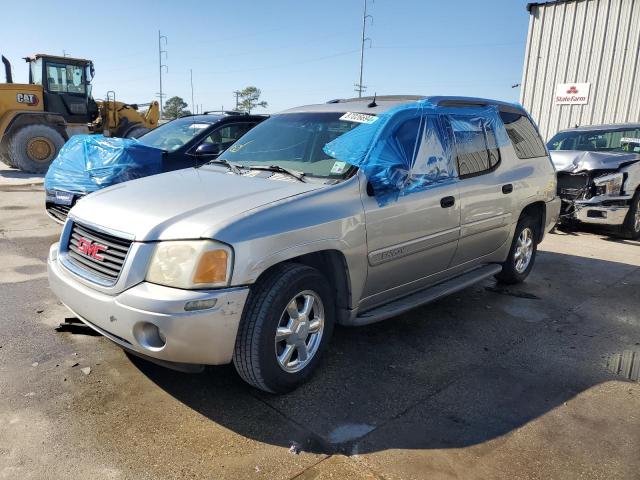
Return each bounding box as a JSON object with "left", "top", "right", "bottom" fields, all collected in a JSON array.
[
  {"left": 561, "top": 196, "right": 630, "bottom": 226},
  {"left": 48, "top": 243, "right": 249, "bottom": 366}
]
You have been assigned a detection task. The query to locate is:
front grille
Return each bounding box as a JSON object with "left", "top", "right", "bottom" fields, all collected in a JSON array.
[
  {"left": 557, "top": 172, "right": 590, "bottom": 200},
  {"left": 66, "top": 222, "right": 132, "bottom": 283},
  {"left": 46, "top": 202, "right": 72, "bottom": 222}
]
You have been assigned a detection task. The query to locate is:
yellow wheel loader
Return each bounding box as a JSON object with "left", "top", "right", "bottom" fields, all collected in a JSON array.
[{"left": 0, "top": 54, "right": 159, "bottom": 173}]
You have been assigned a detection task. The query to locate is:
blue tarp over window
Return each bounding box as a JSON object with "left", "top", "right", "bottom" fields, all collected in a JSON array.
[
  {"left": 44, "top": 135, "right": 164, "bottom": 194},
  {"left": 323, "top": 99, "right": 510, "bottom": 205}
]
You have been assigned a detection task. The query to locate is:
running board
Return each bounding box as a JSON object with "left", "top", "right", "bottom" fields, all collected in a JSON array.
[{"left": 353, "top": 264, "right": 503, "bottom": 326}]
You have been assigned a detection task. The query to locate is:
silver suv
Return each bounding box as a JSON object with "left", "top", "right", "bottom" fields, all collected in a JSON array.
[{"left": 48, "top": 95, "right": 560, "bottom": 393}]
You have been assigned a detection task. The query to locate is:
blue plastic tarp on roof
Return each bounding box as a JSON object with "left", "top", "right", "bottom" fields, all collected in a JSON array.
[
  {"left": 44, "top": 135, "right": 164, "bottom": 194},
  {"left": 323, "top": 99, "right": 510, "bottom": 205}
]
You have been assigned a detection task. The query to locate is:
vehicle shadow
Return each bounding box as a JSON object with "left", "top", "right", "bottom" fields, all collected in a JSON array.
[{"left": 130, "top": 249, "right": 639, "bottom": 455}]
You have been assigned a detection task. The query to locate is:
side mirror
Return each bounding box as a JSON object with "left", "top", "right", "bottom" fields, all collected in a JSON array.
[{"left": 195, "top": 143, "right": 225, "bottom": 156}]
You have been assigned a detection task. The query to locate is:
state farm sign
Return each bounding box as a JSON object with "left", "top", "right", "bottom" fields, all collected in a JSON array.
[{"left": 555, "top": 82, "right": 590, "bottom": 105}]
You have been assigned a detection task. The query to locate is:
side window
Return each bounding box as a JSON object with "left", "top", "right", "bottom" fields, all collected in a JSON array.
[
  {"left": 449, "top": 115, "right": 501, "bottom": 178},
  {"left": 204, "top": 123, "right": 255, "bottom": 147},
  {"left": 499, "top": 111, "right": 547, "bottom": 159},
  {"left": 386, "top": 114, "right": 456, "bottom": 189}
]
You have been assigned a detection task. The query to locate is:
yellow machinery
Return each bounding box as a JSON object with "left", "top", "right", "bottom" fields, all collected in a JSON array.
[{"left": 0, "top": 54, "right": 159, "bottom": 173}]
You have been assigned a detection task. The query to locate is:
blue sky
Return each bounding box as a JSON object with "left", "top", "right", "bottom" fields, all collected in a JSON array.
[{"left": 2, "top": 0, "right": 532, "bottom": 113}]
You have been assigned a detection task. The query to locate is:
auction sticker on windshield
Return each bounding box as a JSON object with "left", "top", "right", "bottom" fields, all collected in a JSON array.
[{"left": 339, "top": 112, "right": 378, "bottom": 124}]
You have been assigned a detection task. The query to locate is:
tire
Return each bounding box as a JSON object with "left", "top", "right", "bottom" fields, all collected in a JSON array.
[
  {"left": 0, "top": 153, "right": 16, "bottom": 168},
  {"left": 124, "top": 126, "right": 150, "bottom": 139},
  {"left": 495, "top": 215, "right": 539, "bottom": 284},
  {"left": 233, "top": 263, "right": 335, "bottom": 394},
  {"left": 8, "top": 124, "right": 65, "bottom": 173},
  {"left": 620, "top": 191, "right": 640, "bottom": 239}
]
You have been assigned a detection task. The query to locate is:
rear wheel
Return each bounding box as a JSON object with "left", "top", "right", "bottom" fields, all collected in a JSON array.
[
  {"left": 8, "top": 124, "right": 65, "bottom": 173},
  {"left": 495, "top": 215, "right": 539, "bottom": 284},
  {"left": 620, "top": 191, "right": 640, "bottom": 239},
  {"left": 233, "top": 263, "right": 335, "bottom": 393},
  {"left": 124, "top": 126, "right": 150, "bottom": 139}
]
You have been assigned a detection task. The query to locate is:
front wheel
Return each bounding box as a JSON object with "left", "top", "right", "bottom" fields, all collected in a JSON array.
[
  {"left": 620, "top": 191, "right": 640, "bottom": 239},
  {"left": 233, "top": 263, "right": 335, "bottom": 393},
  {"left": 495, "top": 215, "right": 539, "bottom": 284},
  {"left": 8, "top": 124, "right": 65, "bottom": 173}
]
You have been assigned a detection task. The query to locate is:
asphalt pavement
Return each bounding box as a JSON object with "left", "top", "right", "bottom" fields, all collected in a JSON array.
[{"left": 1, "top": 174, "right": 638, "bottom": 479}]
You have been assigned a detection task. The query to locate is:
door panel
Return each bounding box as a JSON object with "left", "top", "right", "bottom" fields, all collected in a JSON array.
[
  {"left": 451, "top": 162, "right": 514, "bottom": 265},
  {"left": 360, "top": 177, "right": 460, "bottom": 308}
]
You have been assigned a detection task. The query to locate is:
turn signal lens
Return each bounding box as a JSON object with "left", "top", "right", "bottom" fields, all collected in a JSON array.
[{"left": 193, "top": 250, "right": 229, "bottom": 284}]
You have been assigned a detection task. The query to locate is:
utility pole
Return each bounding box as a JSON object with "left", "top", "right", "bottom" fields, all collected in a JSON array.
[
  {"left": 355, "top": 0, "right": 373, "bottom": 98},
  {"left": 233, "top": 90, "right": 241, "bottom": 110},
  {"left": 157, "top": 30, "right": 168, "bottom": 118},
  {"left": 190, "top": 69, "right": 195, "bottom": 115}
]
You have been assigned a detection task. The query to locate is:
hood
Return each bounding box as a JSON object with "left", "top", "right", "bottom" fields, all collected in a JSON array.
[
  {"left": 69, "top": 166, "right": 323, "bottom": 241},
  {"left": 551, "top": 150, "right": 640, "bottom": 173}
]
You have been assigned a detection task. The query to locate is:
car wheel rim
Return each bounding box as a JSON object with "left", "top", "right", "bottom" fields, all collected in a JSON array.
[
  {"left": 274, "top": 290, "right": 325, "bottom": 373},
  {"left": 514, "top": 227, "right": 534, "bottom": 274},
  {"left": 634, "top": 203, "right": 640, "bottom": 232}
]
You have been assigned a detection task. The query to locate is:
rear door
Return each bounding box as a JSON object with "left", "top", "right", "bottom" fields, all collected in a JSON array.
[
  {"left": 359, "top": 114, "right": 460, "bottom": 309},
  {"left": 448, "top": 113, "right": 515, "bottom": 266}
]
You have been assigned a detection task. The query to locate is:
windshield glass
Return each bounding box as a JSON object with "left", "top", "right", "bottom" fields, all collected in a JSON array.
[
  {"left": 548, "top": 127, "right": 640, "bottom": 153},
  {"left": 138, "top": 117, "right": 213, "bottom": 152},
  {"left": 218, "top": 112, "right": 363, "bottom": 178}
]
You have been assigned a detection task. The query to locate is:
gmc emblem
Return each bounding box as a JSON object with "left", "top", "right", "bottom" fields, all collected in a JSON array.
[{"left": 77, "top": 237, "right": 107, "bottom": 261}]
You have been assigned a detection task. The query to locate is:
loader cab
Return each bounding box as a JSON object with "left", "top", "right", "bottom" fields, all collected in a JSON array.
[{"left": 26, "top": 54, "right": 99, "bottom": 124}]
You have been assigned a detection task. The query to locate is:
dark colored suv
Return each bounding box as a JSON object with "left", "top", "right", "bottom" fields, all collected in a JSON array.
[{"left": 45, "top": 112, "right": 267, "bottom": 222}]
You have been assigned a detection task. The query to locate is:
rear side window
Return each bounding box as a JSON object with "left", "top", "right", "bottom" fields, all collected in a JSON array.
[
  {"left": 449, "top": 115, "right": 501, "bottom": 178},
  {"left": 500, "top": 112, "right": 547, "bottom": 159}
]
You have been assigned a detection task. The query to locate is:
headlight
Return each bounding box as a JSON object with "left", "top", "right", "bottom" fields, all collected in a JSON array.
[
  {"left": 594, "top": 172, "right": 624, "bottom": 196},
  {"left": 146, "top": 240, "right": 233, "bottom": 289}
]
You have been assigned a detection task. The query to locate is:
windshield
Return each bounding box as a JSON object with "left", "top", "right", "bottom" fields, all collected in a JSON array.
[
  {"left": 218, "top": 112, "right": 363, "bottom": 178},
  {"left": 548, "top": 127, "right": 640, "bottom": 153},
  {"left": 138, "top": 117, "right": 213, "bottom": 152}
]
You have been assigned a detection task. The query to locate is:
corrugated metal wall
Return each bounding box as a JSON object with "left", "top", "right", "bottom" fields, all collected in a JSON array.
[{"left": 520, "top": 0, "right": 640, "bottom": 140}]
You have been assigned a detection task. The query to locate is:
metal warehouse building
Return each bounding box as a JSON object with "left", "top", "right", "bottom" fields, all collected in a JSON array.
[{"left": 520, "top": 0, "right": 640, "bottom": 140}]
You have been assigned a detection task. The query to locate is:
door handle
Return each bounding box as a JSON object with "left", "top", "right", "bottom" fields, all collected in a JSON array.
[
  {"left": 502, "top": 184, "right": 514, "bottom": 194},
  {"left": 440, "top": 196, "right": 455, "bottom": 208}
]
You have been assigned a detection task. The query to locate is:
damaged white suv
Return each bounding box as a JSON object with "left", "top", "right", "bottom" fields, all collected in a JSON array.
[{"left": 48, "top": 96, "right": 559, "bottom": 393}]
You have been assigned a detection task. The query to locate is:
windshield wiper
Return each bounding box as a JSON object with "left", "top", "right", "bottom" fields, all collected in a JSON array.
[
  {"left": 246, "top": 165, "right": 307, "bottom": 183},
  {"left": 202, "top": 158, "right": 242, "bottom": 175}
]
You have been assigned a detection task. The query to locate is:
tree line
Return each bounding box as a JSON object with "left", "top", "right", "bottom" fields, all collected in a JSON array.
[{"left": 163, "top": 86, "right": 268, "bottom": 120}]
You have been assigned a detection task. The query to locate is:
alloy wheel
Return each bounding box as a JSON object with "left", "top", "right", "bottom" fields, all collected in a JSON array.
[
  {"left": 514, "top": 227, "right": 534, "bottom": 274},
  {"left": 274, "top": 290, "right": 325, "bottom": 373}
]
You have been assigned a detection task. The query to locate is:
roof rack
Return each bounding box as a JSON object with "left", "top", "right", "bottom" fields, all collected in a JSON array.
[
  {"left": 201, "top": 110, "right": 247, "bottom": 115},
  {"left": 326, "top": 95, "right": 425, "bottom": 104}
]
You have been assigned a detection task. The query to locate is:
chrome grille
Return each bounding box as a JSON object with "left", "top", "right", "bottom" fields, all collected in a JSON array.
[
  {"left": 46, "top": 202, "right": 72, "bottom": 223},
  {"left": 66, "top": 223, "right": 132, "bottom": 283}
]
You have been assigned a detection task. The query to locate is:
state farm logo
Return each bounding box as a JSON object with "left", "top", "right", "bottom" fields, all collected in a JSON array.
[
  {"left": 77, "top": 237, "right": 107, "bottom": 261},
  {"left": 555, "top": 83, "right": 590, "bottom": 105},
  {"left": 16, "top": 93, "right": 39, "bottom": 106}
]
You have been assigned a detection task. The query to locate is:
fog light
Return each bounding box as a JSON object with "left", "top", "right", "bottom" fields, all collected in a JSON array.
[
  {"left": 133, "top": 322, "right": 166, "bottom": 351},
  {"left": 184, "top": 298, "right": 218, "bottom": 311}
]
